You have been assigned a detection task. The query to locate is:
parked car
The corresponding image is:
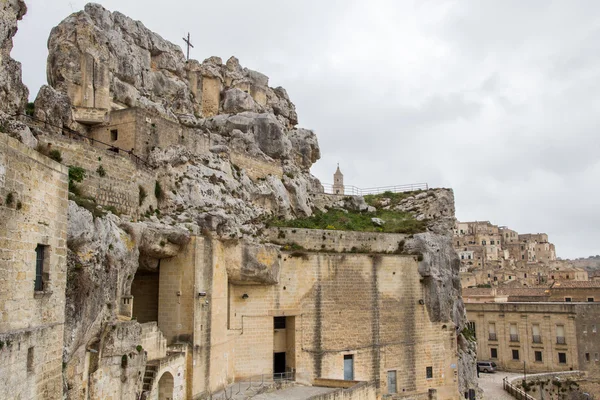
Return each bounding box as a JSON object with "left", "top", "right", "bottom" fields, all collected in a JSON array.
[{"left": 477, "top": 361, "right": 497, "bottom": 373}]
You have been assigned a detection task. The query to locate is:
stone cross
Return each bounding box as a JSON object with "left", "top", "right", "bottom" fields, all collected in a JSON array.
[{"left": 182, "top": 32, "right": 194, "bottom": 60}]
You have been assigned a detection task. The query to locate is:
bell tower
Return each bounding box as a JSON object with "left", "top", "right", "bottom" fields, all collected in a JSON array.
[{"left": 333, "top": 164, "right": 344, "bottom": 195}]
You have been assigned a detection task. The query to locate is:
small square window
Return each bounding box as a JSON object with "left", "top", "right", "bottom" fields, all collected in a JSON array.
[
  {"left": 490, "top": 348, "right": 497, "bottom": 359},
  {"left": 558, "top": 352, "right": 567, "bottom": 364},
  {"left": 426, "top": 366, "right": 433, "bottom": 379},
  {"left": 274, "top": 316, "right": 286, "bottom": 330},
  {"left": 512, "top": 350, "right": 520, "bottom": 360},
  {"left": 535, "top": 351, "right": 542, "bottom": 362},
  {"left": 110, "top": 129, "right": 118, "bottom": 141}
]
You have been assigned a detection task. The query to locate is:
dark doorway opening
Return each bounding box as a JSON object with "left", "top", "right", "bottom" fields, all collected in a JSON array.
[
  {"left": 274, "top": 352, "right": 286, "bottom": 379},
  {"left": 131, "top": 270, "right": 160, "bottom": 323}
]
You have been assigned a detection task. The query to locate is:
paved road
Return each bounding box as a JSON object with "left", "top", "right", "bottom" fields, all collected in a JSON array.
[{"left": 478, "top": 371, "right": 524, "bottom": 400}]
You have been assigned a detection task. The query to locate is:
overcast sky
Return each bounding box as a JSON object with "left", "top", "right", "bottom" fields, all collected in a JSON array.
[{"left": 12, "top": 0, "right": 600, "bottom": 259}]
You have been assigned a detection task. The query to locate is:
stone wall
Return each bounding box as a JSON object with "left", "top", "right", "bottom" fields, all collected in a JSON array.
[
  {"left": 38, "top": 134, "right": 158, "bottom": 216},
  {"left": 266, "top": 228, "right": 407, "bottom": 253},
  {"left": 574, "top": 303, "right": 600, "bottom": 376},
  {"left": 147, "top": 237, "right": 460, "bottom": 399},
  {"left": 88, "top": 321, "right": 146, "bottom": 400},
  {"left": 224, "top": 250, "right": 460, "bottom": 399},
  {"left": 141, "top": 322, "right": 167, "bottom": 361},
  {"left": 0, "top": 133, "right": 68, "bottom": 399},
  {"left": 230, "top": 152, "right": 283, "bottom": 181},
  {"left": 89, "top": 107, "right": 211, "bottom": 162},
  {"left": 308, "top": 381, "right": 377, "bottom": 400}
]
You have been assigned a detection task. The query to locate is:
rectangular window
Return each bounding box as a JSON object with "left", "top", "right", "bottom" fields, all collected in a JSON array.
[
  {"left": 595, "top": 353, "right": 599, "bottom": 362},
  {"left": 34, "top": 244, "right": 46, "bottom": 291},
  {"left": 482, "top": 240, "right": 486, "bottom": 245},
  {"left": 510, "top": 323, "right": 519, "bottom": 342},
  {"left": 586, "top": 353, "right": 591, "bottom": 362},
  {"left": 534, "top": 351, "right": 542, "bottom": 362},
  {"left": 274, "top": 316, "right": 286, "bottom": 330},
  {"left": 27, "top": 347, "right": 34, "bottom": 372},
  {"left": 343, "top": 355, "right": 354, "bottom": 381},
  {"left": 588, "top": 298, "right": 595, "bottom": 302},
  {"left": 565, "top": 297, "right": 572, "bottom": 302},
  {"left": 593, "top": 324, "right": 597, "bottom": 333},
  {"left": 490, "top": 348, "right": 498, "bottom": 359},
  {"left": 556, "top": 325, "right": 566, "bottom": 344},
  {"left": 110, "top": 129, "right": 118, "bottom": 141},
  {"left": 467, "top": 321, "right": 476, "bottom": 338},
  {"left": 512, "top": 349, "right": 520, "bottom": 360},
  {"left": 558, "top": 352, "right": 567, "bottom": 364},
  {"left": 488, "top": 323, "right": 497, "bottom": 341},
  {"left": 426, "top": 366, "right": 433, "bottom": 379},
  {"left": 532, "top": 324, "right": 541, "bottom": 343},
  {"left": 522, "top": 255, "right": 525, "bottom": 260},
  {"left": 387, "top": 370, "right": 397, "bottom": 394}
]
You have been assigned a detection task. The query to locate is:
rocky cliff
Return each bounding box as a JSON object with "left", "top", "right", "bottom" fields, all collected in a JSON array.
[
  {"left": 0, "top": 0, "right": 36, "bottom": 147},
  {"left": 0, "top": 2, "right": 478, "bottom": 399},
  {"left": 0, "top": 0, "right": 28, "bottom": 115}
]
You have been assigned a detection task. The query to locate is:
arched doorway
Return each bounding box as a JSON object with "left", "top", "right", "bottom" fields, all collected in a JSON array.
[{"left": 157, "top": 371, "right": 174, "bottom": 400}]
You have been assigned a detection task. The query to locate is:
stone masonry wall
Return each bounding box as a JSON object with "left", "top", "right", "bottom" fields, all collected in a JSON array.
[
  {"left": 230, "top": 152, "right": 283, "bottom": 181},
  {"left": 224, "top": 251, "right": 460, "bottom": 399},
  {"left": 307, "top": 381, "right": 377, "bottom": 400},
  {"left": 38, "top": 134, "right": 158, "bottom": 216},
  {"left": 0, "top": 133, "right": 68, "bottom": 400},
  {"left": 140, "top": 322, "right": 167, "bottom": 361},
  {"left": 266, "top": 228, "right": 407, "bottom": 253}
]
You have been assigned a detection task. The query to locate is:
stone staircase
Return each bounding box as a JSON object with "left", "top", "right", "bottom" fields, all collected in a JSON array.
[{"left": 142, "top": 362, "right": 159, "bottom": 393}]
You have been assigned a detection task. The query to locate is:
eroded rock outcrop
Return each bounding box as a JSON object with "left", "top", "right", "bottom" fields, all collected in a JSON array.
[{"left": 0, "top": 0, "right": 28, "bottom": 115}]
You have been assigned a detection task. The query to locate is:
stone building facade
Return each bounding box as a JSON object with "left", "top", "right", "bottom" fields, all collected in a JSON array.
[
  {"left": 466, "top": 302, "right": 600, "bottom": 375},
  {"left": 452, "top": 221, "right": 589, "bottom": 290},
  {"left": 125, "top": 236, "right": 462, "bottom": 399},
  {"left": 0, "top": 134, "right": 68, "bottom": 399}
]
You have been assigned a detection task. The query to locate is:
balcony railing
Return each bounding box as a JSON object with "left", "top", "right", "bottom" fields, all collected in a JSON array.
[
  {"left": 556, "top": 336, "right": 566, "bottom": 345},
  {"left": 488, "top": 333, "right": 497, "bottom": 341},
  {"left": 510, "top": 334, "right": 519, "bottom": 342},
  {"left": 532, "top": 335, "right": 542, "bottom": 344}
]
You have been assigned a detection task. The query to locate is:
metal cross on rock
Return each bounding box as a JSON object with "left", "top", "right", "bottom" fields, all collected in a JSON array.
[{"left": 183, "top": 32, "right": 194, "bottom": 60}]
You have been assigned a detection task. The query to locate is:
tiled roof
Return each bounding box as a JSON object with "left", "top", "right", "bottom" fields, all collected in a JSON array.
[
  {"left": 462, "top": 288, "right": 494, "bottom": 296},
  {"left": 551, "top": 281, "right": 600, "bottom": 288},
  {"left": 499, "top": 288, "right": 549, "bottom": 297}
]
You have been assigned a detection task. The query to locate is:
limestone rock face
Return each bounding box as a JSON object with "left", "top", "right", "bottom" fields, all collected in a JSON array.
[
  {"left": 403, "top": 231, "right": 478, "bottom": 396},
  {"left": 0, "top": 0, "right": 28, "bottom": 115},
  {"left": 393, "top": 188, "right": 456, "bottom": 235},
  {"left": 0, "top": 111, "right": 37, "bottom": 148},
  {"left": 33, "top": 85, "right": 80, "bottom": 134},
  {"left": 289, "top": 128, "right": 321, "bottom": 170},
  {"left": 225, "top": 242, "right": 282, "bottom": 285},
  {"left": 64, "top": 201, "right": 190, "bottom": 396},
  {"left": 223, "top": 88, "right": 259, "bottom": 114},
  {"left": 47, "top": 4, "right": 298, "bottom": 126}
]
